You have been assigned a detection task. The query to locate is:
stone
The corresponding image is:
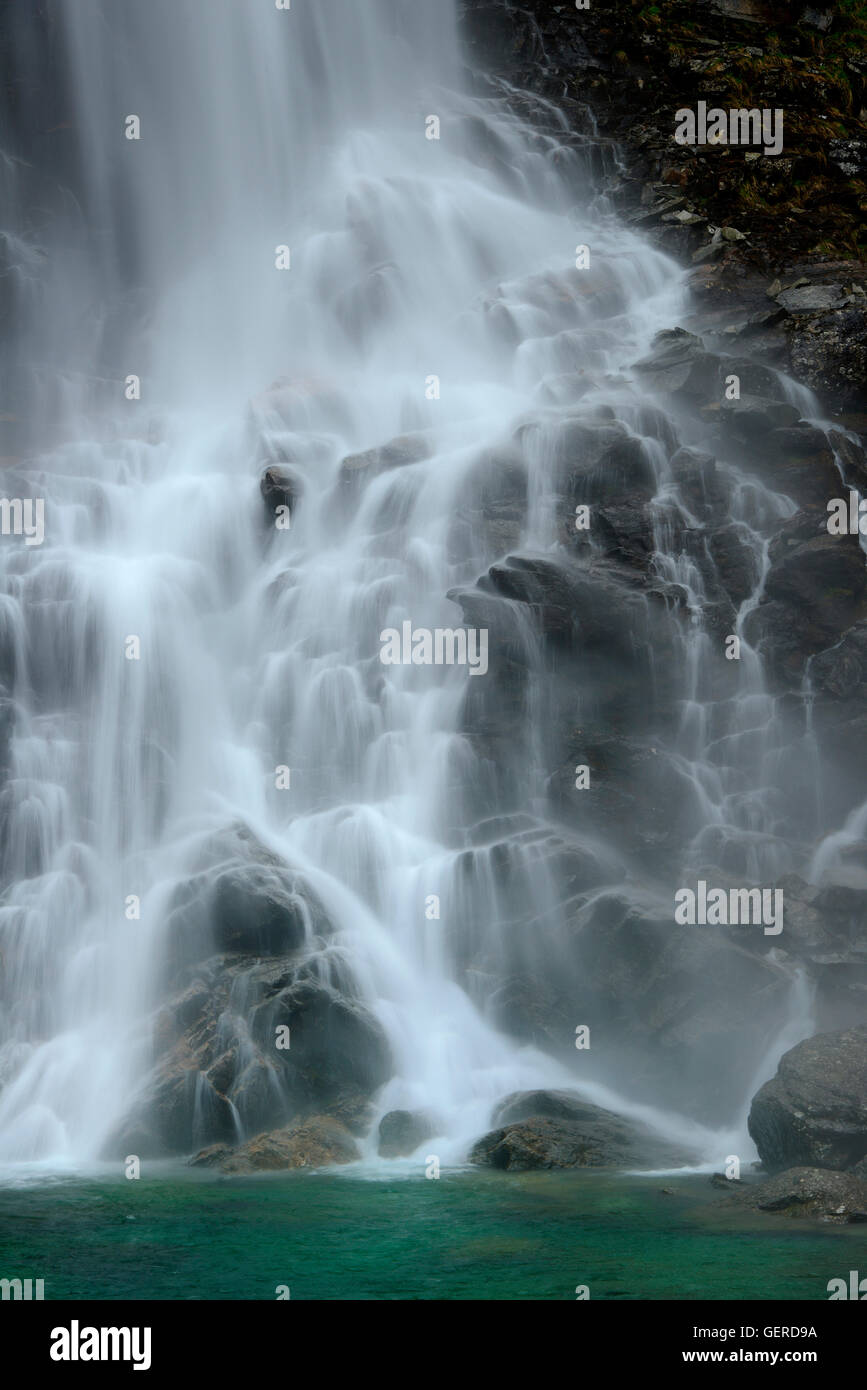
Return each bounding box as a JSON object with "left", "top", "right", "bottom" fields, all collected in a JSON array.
[
  {"left": 377, "top": 1109, "right": 438, "bottom": 1158},
  {"left": 470, "top": 1091, "right": 685, "bottom": 1170},
  {"left": 753, "top": 1167, "right": 867, "bottom": 1222},
  {"left": 189, "top": 1116, "right": 361, "bottom": 1173},
  {"left": 748, "top": 1026, "right": 867, "bottom": 1172}
]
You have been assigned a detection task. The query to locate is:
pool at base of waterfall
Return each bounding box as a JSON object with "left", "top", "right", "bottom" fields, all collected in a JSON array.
[{"left": 0, "top": 1171, "right": 857, "bottom": 1300}]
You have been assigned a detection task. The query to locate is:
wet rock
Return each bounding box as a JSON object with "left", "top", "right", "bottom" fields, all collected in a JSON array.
[
  {"left": 517, "top": 415, "right": 655, "bottom": 505},
  {"left": 632, "top": 329, "right": 720, "bottom": 402},
  {"left": 167, "top": 842, "right": 332, "bottom": 967},
  {"left": 449, "top": 445, "right": 528, "bottom": 563},
  {"left": 550, "top": 734, "right": 706, "bottom": 864},
  {"left": 377, "top": 1109, "right": 438, "bottom": 1158},
  {"left": 670, "top": 446, "right": 723, "bottom": 518},
  {"left": 482, "top": 553, "right": 649, "bottom": 651},
  {"left": 748, "top": 1026, "right": 867, "bottom": 1173},
  {"left": 811, "top": 619, "right": 867, "bottom": 701},
  {"left": 107, "top": 826, "right": 393, "bottom": 1157},
  {"left": 752, "top": 1167, "right": 867, "bottom": 1222},
  {"left": 189, "top": 1116, "right": 361, "bottom": 1173},
  {"left": 563, "top": 891, "right": 793, "bottom": 1121},
  {"left": 471, "top": 1092, "right": 685, "bottom": 1170},
  {"left": 764, "top": 531, "right": 866, "bottom": 618},
  {"left": 757, "top": 424, "right": 840, "bottom": 509},
  {"left": 589, "top": 500, "right": 655, "bottom": 569},
  {"left": 746, "top": 521, "right": 867, "bottom": 683},
  {"left": 250, "top": 968, "right": 392, "bottom": 1121},
  {"left": 336, "top": 432, "right": 431, "bottom": 507},
  {"left": 827, "top": 429, "right": 867, "bottom": 493},
  {"left": 110, "top": 956, "right": 390, "bottom": 1157},
  {"left": 260, "top": 464, "right": 301, "bottom": 525},
  {"left": 707, "top": 524, "right": 760, "bottom": 606},
  {"left": 719, "top": 394, "right": 800, "bottom": 436}
]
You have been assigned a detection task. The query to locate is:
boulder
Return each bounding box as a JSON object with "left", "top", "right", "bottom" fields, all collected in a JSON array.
[
  {"left": 752, "top": 1167, "right": 867, "bottom": 1222},
  {"left": 470, "top": 1091, "right": 684, "bottom": 1170},
  {"left": 747, "top": 1026, "right": 867, "bottom": 1173},
  {"left": 189, "top": 1116, "right": 360, "bottom": 1173},
  {"left": 107, "top": 827, "right": 393, "bottom": 1157},
  {"left": 165, "top": 837, "right": 333, "bottom": 968},
  {"left": 632, "top": 328, "right": 720, "bottom": 402},
  {"left": 377, "top": 1109, "right": 438, "bottom": 1158}
]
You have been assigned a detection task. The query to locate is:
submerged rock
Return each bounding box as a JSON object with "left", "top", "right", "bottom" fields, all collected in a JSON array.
[{"left": 748, "top": 1026, "right": 867, "bottom": 1173}]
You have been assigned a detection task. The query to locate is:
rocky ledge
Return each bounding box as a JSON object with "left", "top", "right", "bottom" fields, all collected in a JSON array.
[{"left": 460, "top": 0, "right": 867, "bottom": 417}]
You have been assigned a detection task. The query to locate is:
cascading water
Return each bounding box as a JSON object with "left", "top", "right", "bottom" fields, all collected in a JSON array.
[{"left": 0, "top": 0, "right": 839, "bottom": 1174}]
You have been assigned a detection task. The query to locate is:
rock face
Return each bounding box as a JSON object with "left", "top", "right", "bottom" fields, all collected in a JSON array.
[
  {"left": 460, "top": 0, "right": 867, "bottom": 409},
  {"left": 108, "top": 824, "right": 392, "bottom": 1158},
  {"left": 189, "top": 1116, "right": 361, "bottom": 1173},
  {"left": 470, "top": 1090, "right": 685, "bottom": 1170},
  {"left": 377, "top": 1109, "right": 437, "bottom": 1158},
  {"left": 748, "top": 1027, "right": 867, "bottom": 1173}
]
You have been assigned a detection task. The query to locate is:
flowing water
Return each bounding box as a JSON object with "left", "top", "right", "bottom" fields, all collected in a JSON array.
[{"left": 0, "top": 0, "right": 828, "bottom": 1173}]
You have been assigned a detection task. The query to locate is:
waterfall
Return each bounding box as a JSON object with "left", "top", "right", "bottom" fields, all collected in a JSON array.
[{"left": 0, "top": 0, "right": 832, "bottom": 1172}]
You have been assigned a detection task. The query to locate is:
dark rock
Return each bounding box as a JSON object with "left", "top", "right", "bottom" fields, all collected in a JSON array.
[
  {"left": 110, "top": 956, "right": 391, "bottom": 1157},
  {"left": 788, "top": 305, "right": 867, "bottom": 410},
  {"left": 752, "top": 1167, "right": 867, "bottom": 1222},
  {"left": 777, "top": 284, "right": 848, "bottom": 313},
  {"left": 632, "top": 329, "right": 720, "bottom": 402},
  {"left": 210, "top": 864, "right": 327, "bottom": 957},
  {"left": 746, "top": 523, "right": 867, "bottom": 683},
  {"left": 719, "top": 394, "right": 800, "bottom": 436},
  {"left": 517, "top": 415, "right": 656, "bottom": 505},
  {"left": 166, "top": 837, "right": 333, "bottom": 967},
  {"left": 747, "top": 1026, "right": 867, "bottom": 1173},
  {"left": 106, "top": 828, "right": 393, "bottom": 1157},
  {"left": 470, "top": 1117, "right": 618, "bottom": 1170},
  {"left": 377, "top": 1109, "right": 437, "bottom": 1158},
  {"left": 471, "top": 1092, "right": 686, "bottom": 1170},
  {"left": 707, "top": 524, "right": 760, "bottom": 605},
  {"left": 260, "top": 464, "right": 302, "bottom": 525},
  {"left": 670, "top": 446, "right": 722, "bottom": 518},
  {"left": 558, "top": 891, "right": 794, "bottom": 1121}
]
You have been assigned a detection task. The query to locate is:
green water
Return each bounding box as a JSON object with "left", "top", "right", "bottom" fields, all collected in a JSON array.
[{"left": 1, "top": 1170, "right": 862, "bottom": 1300}]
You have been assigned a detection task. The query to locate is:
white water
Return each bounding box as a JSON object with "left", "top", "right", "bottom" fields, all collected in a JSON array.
[{"left": 0, "top": 0, "right": 826, "bottom": 1173}]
